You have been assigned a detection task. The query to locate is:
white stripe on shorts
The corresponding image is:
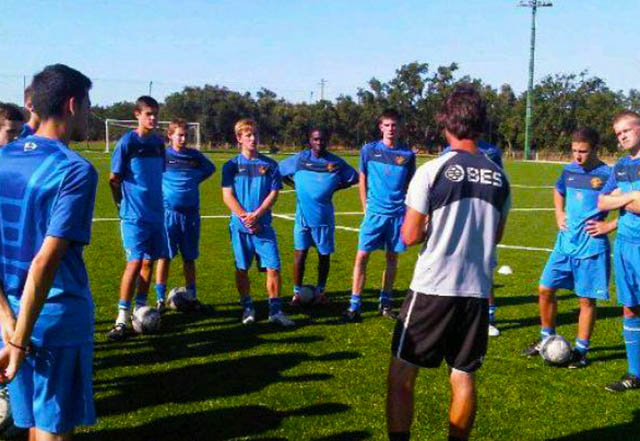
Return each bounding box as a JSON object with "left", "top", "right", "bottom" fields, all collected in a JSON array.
[{"left": 396, "top": 291, "right": 419, "bottom": 360}]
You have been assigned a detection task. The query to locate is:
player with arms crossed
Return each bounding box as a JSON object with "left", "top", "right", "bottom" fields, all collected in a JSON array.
[
  {"left": 0, "top": 64, "right": 97, "bottom": 440},
  {"left": 523, "top": 128, "right": 615, "bottom": 368},
  {"left": 346, "top": 109, "right": 416, "bottom": 321},
  {"left": 18, "top": 86, "right": 40, "bottom": 139},
  {"left": 154, "top": 119, "right": 215, "bottom": 311},
  {"left": 598, "top": 110, "right": 640, "bottom": 391},
  {"left": 108, "top": 96, "right": 166, "bottom": 341},
  {"left": 279, "top": 127, "right": 358, "bottom": 304},
  {"left": 386, "top": 85, "right": 510, "bottom": 441},
  {"left": 0, "top": 103, "right": 25, "bottom": 147},
  {"left": 222, "top": 119, "right": 293, "bottom": 326}
]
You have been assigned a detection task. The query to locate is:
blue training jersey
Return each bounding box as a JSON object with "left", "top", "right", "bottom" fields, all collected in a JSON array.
[
  {"left": 279, "top": 149, "right": 358, "bottom": 227},
  {"left": 163, "top": 147, "right": 215, "bottom": 213},
  {"left": 222, "top": 153, "right": 282, "bottom": 233},
  {"left": 442, "top": 139, "right": 503, "bottom": 169},
  {"left": 0, "top": 136, "right": 98, "bottom": 346},
  {"left": 601, "top": 155, "right": 640, "bottom": 243},
  {"left": 359, "top": 141, "right": 416, "bottom": 216},
  {"left": 17, "top": 124, "right": 35, "bottom": 139},
  {"left": 111, "top": 130, "right": 165, "bottom": 224},
  {"left": 554, "top": 161, "right": 611, "bottom": 257}
]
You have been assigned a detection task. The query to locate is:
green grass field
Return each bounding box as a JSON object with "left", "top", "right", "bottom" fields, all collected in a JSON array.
[{"left": 66, "top": 150, "right": 640, "bottom": 441}]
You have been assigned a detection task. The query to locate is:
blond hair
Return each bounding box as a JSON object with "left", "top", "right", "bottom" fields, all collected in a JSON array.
[{"left": 234, "top": 118, "right": 258, "bottom": 138}]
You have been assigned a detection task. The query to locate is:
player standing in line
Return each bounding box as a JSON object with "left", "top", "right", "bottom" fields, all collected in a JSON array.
[
  {"left": 598, "top": 110, "right": 640, "bottom": 391},
  {"left": 222, "top": 118, "right": 294, "bottom": 326},
  {"left": 346, "top": 109, "right": 416, "bottom": 322},
  {"left": 107, "top": 96, "right": 166, "bottom": 341},
  {"left": 0, "top": 64, "right": 97, "bottom": 440},
  {"left": 279, "top": 128, "right": 358, "bottom": 304},
  {"left": 523, "top": 128, "right": 615, "bottom": 368},
  {"left": 386, "top": 85, "right": 510, "bottom": 441},
  {"left": 0, "top": 103, "right": 25, "bottom": 146},
  {"left": 443, "top": 140, "right": 503, "bottom": 336},
  {"left": 154, "top": 119, "right": 215, "bottom": 311},
  {"left": 19, "top": 85, "right": 40, "bottom": 138}
]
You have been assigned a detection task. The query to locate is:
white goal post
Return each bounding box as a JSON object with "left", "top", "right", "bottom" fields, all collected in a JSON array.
[{"left": 104, "top": 119, "right": 201, "bottom": 153}]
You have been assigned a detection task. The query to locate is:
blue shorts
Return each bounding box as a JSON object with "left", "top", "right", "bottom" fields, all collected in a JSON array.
[
  {"left": 294, "top": 223, "right": 334, "bottom": 255},
  {"left": 8, "top": 343, "right": 95, "bottom": 434},
  {"left": 539, "top": 250, "right": 610, "bottom": 300},
  {"left": 358, "top": 213, "right": 406, "bottom": 253},
  {"left": 164, "top": 210, "right": 200, "bottom": 261},
  {"left": 614, "top": 239, "right": 640, "bottom": 307},
  {"left": 121, "top": 221, "right": 167, "bottom": 262},
  {"left": 230, "top": 225, "right": 281, "bottom": 271}
]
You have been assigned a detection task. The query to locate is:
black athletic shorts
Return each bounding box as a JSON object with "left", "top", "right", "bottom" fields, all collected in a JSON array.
[{"left": 390, "top": 290, "right": 489, "bottom": 373}]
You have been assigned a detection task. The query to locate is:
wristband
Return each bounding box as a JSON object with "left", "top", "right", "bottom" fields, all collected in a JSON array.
[{"left": 8, "top": 341, "right": 31, "bottom": 354}]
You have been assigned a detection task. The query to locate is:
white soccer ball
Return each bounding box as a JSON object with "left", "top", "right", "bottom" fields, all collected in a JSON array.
[
  {"left": 0, "top": 389, "right": 12, "bottom": 433},
  {"left": 540, "top": 335, "right": 572, "bottom": 365},
  {"left": 132, "top": 306, "right": 162, "bottom": 334},
  {"left": 298, "top": 285, "right": 316, "bottom": 305},
  {"left": 168, "top": 287, "right": 192, "bottom": 312}
]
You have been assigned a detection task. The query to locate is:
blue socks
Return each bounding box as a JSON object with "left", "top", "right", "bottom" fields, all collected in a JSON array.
[
  {"left": 293, "top": 285, "right": 302, "bottom": 295},
  {"left": 575, "top": 338, "right": 590, "bottom": 355},
  {"left": 241, "top": 296, "right": 254, "bottom": 310},
  {"left": 349, "top": 294, "right": 361, "bottom": 312},
  {"left": 186, "top": 284, "right": 197, "bottom": 300},
  {"left": 135, "top": 293, "right": 148, "bottom": 309},
  {"left": 541, "top": 327, "right": 556, "bottom": 341},
  {"left": 623, "top": 317, "right": 640, "bottom": 378},
  {"left": 379, "top": 291, "right": 392, "bottom": 308},
  {"left": 155, "top": 283, "right": 167, "bottom": 302},
  {"left": 118, "top": 300, "right": 131, "bottom": 311},
  {"left": 489, "top": 305, "right": 497, "bottom": 324},
  {"left": 269, "top": 297, "right": 283, "bottom": 316},
  {"left": 316, "top": 285, "right": 325, "bottom": 295}
]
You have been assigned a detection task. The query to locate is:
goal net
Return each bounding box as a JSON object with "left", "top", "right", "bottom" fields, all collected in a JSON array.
[{"left": 104, "top": 119, "right": 201, "bottom": 153}]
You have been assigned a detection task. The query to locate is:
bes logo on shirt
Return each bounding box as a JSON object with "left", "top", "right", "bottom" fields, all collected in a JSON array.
[
  {"left": 590, "top": 177, "right": 603, "bottom": 190},
  {"left": 395, "top": 156, "right": 406, "bottom": 165},
  {"left": 258, "top": 166, "right": 267, "bottom": 175},
  {"left": 327, "top": 162, "right": 337, "bottom": 171}
]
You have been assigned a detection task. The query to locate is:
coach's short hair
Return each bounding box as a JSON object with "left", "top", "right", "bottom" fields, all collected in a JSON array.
[
  {"left": 436, "top": 84, "right": 486, "bottom": 140},
  {"left": 167, "top": 118, "right": 187, "bottom": 136},
  {"left": 612, "top": 110, "right": 640, "bottom": 126},
  {"left": 377, "top": 108, "right": 401, "bottom": 124},
  {"left": 572, "top": 127, "right": 599, "bottom": 149},
  {"left": 308, "top": 126, "right": 328, "bottom": 139},
  {"left": 30, "top": 64, "right": 92, "bottom": 120},
  {"left": 234, "top": 118, "right": 258, "bottom": 138},
  {"left": 0, "top": 103, "right": 25, "bottom": 124},
  {"left": 135, "top": 95, "right": 159, "bottom": 112}
]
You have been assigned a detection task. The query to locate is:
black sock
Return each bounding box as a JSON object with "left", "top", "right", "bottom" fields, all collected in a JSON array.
[
  {"left": 388, "top": 432, "right": 410, "bottom": 441},
  {"left": 448, "top": 436, "right": 467, "bottom": 441}
]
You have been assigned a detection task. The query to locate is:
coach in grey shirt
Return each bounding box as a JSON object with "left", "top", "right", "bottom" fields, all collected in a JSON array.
[{"left": 386, "top": 85, "right": 511, "bottom": 441}]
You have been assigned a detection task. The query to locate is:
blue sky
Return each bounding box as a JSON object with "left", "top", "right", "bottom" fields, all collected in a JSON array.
[{"left": 0, "top": 0, "right": 637, "bottom": 105}]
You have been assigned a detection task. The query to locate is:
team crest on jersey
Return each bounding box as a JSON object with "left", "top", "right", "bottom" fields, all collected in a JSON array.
[
  {"left": 590, "top": 177, "right": 603, "bottom": 189},
  {"left": 23, "top": 142, "right": 37, "bottom": 151},
  {"left": 327, "top": 162, "right": 337, "bottom": 171},
  {"left": 395, "top": 156, "right": 406, "bottom": 165},
  {"left": 258, "top": 166, "right": 267, "bottom": 175},
  {"left": 444, "top": 164, "right": 465, "bottom": 182}
]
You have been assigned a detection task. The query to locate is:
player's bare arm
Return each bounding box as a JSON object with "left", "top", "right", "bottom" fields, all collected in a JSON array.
[
  {"left": 0, "top": 236, "right": 69, "bottom": 382},
  {"left": 222, "top": 187, "right": 248, "bottom": 218},
  {"left": 553, "top": 189, "right": 566, "bottom": 230},
  {"left": 358, "top": 172, "right": 367, "bottom": 211},
  {"left": 598, "top": 190, "right": 640, "bottom": 211},
  {"left": 401, "top": 207, "right": 429, "bottom": 246},
  {"left": 0, "top": 287, "right": 15, "bottom": 345},
  {"left": 109, "top": 172, "right": 123, "bottom": 208},
  {"left": 585, "top": 217, "right": 618, "bottom": 236},
  {"left": 250, "top": 190, "right": 278, "bottom": 223}
]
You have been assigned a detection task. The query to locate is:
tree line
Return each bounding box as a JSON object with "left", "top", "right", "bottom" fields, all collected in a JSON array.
[{"left": 89, "top": 62, "right": 640, "bottom": 154}]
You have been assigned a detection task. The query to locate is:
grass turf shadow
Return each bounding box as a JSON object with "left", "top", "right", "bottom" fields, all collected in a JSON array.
[
  {"left": 498, "top": 306, "right": 622, "bottom": 332},
  {"left": 545, "top": 409, "right": 640, "bottom": 441}
]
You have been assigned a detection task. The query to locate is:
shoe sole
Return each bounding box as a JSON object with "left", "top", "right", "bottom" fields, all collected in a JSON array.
[{"left": 242, "top": 317, "right": 255, "bottom": 325}]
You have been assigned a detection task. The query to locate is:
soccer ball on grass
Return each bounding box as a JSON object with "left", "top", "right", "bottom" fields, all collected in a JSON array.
[
  {"left": 132, "top": 306, "right": 162, "bottom": 334},
  {"left": 297, "top": 285, "right": 316, "bottom": 305},
  {"left": 539, "top": 335, "right": 572, "bottom": 365}
]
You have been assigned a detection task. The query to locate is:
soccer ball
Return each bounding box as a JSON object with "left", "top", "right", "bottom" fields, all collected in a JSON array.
[
  {"left": 0, "top": 389, "right": 11, "bottom": 433},
  {"left": 132, "top": 306, "right": 162, "bottom": 334},
  {"left": 298, "top": 285, "right": 316, "bottom": 305},
  {"left": 168, "top": 287, "right": 192, "bottom": 312},
  {"left": 539, "top": 335, "right": 572, "bottom": 365}
]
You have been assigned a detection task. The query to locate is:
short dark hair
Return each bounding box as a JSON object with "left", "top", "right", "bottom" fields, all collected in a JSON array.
[
  {"left": 24, "top": 85, "right": 33, "bottom": 103},
  {"left": 135, "top": 96, "right": 159, "bottom": 112},
  {"left": 612, "top": 110, "right": 640, "bottom": 126},
  {"left": 378, "top": 108, "right": 400, "bottom": 124},
  {"left": 436, "top": 84, "right": 486, "bottom": 140},
  {"left": 308, "top": 126, "right": 328, "bottom": 139},
  {"left": 0, "top": 103, "right": 25, "bottom": 123},
  {"left": 30, "top": 64, "right": 91, "bottom": 120},
  {"left": 572, "top": 127, "right": 599, "bottom": 148}
]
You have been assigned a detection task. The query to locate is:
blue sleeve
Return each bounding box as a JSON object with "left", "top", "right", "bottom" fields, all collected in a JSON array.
[
  {"left": 110, "top": 137, "right": 128, "bottom": 174},
  {"left": 198, "top": 152, "right": 215, "bottom": 181},
  {"left": 601, "top": 169, "right": 618, "bottom": 195},
  {"left": 441, "top": 145, "right": 451, "bottom": 156},
  {"left": 492, "top": 149, "right": 504, "bottom": 169},
  {"left": 359, "top": 146, "right": 368, "bottom": 175},
  {"left": 270, "top": 162, "right": 283, "bottom": 191},
  {"left": 278, "top": 154, "right": 298, "bottom": 179},
  {"left": 338, "top": 160, "right": 359, "bottom": 189},
  {"left": 555, "top": 170, "right": 566, "bottom": 195},
  {"left": 47, "top": 161, "right": 98, "bottom": 245},
  {"left": 221, "top": 160, "right": 236, "bottom": 188}
]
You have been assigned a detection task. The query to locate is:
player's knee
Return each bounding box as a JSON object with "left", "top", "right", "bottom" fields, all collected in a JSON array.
[
  {"left": 386, "top": 251, "right": 398, "bottom": 264},
  {"left": 538, "top": 286, "right": 555, "bottom": 299},
  {"left": 579, "top": 297, "right": 596, "bottom": 309},
  {"left": 355, "top": 250, "right": 370, "bottom": 265}
]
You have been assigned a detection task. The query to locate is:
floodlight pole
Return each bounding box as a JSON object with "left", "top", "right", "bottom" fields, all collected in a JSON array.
[{"left": 519, "top": 1, "right": 552, "bottom": 160}]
